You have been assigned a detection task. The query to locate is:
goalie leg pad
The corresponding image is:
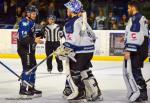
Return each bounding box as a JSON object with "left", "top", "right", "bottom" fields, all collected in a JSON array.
[
  {"left": 123, "top": 59, "right": 140, "bottom": 102},
  {"left": 81, "top": 70, "right": 102, "bottom": 101},
  {"left": 66, "top": 74, "right": 79, "bottom": 100},
  {"left": 131, "top": 68, "right": 148, "bottom": 101},
  {"left": 66, "top": 70, "right": 86, "bottom": 100}
]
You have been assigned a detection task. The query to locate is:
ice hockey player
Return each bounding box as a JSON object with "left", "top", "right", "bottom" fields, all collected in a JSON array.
[
  {"left": 55, "top": 0, "right": 103, "bottom": 102},
  {"left": 123, "top": 0, "right": 149, "bottom": 102},
  {"left": 17, "top": 5, "right": 42, "bottom": 97},
  {"left": 41, "top": 14, "right": 63, "bottom": 73}
]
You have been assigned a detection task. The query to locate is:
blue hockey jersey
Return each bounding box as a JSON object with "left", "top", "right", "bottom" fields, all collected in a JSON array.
[
  {"left": 17, "top": 17, "right": 36, "bottom": 52},
  {"left": 18, "top": 17, "right": 35, "bottom": 40}
]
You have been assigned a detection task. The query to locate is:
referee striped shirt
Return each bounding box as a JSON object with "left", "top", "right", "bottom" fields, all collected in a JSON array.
[{"left": 43, "top": 24, "right": 63, "bottom": 42}]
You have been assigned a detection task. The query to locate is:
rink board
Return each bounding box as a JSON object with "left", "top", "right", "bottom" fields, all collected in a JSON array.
[{"left": 0, "top": 29, "right": 149, "bottom": 62}]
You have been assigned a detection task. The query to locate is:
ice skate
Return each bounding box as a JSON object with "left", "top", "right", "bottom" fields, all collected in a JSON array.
[
  {"left": 17, "top": 84, "right": 34, "bottom": 100},
  {"left": 28, "top": 87, "right": 42, "bottom": 97},
  {"left": 131, "top": 91, "right": 148, "bottom": 103},
  {"left": 86, "top": 89, "right": 103, "bottom": 101}
]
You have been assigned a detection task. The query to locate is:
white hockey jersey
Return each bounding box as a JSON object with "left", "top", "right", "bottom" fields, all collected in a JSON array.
[
  {"left": 125, "top": 13, "right": 149, "bottom": 52},
  {"left": 63, "top": 16, "right": 96, "bottom": 53}
]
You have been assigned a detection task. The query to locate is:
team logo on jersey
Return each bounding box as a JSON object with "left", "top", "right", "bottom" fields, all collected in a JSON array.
[
  {"left": 22, "top": 22, "right": 29, "bottom": 26},
  {"left": 66, "top": 33, "right": 72, "bottom": 40},
  {"left": 131, "top": 32, "right": 137, "bottom": 40}
]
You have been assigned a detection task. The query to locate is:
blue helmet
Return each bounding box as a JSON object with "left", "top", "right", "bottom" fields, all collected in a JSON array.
[
  {"left": 64, "top": 0, "right": 83, "bottom": 14},
  {"left": 25, "top": 5, "right": 39, "bottom": 15},
  {"left": 47, "top": 14, "right": 56, "bottom": 21}
]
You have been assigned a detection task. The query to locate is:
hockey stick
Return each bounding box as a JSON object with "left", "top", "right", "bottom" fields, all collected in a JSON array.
[
  {"left": 146, "top": 78, "right": 150, "bottom": 83},
  {"left": 0, "top": 61, "right": 33, "bottom": 87},
  {"left": 26, "top": 45, "right": 76, "bottom": 75},
  {"left": 25, "top": 52, "right": 54, "bottom": 75}
]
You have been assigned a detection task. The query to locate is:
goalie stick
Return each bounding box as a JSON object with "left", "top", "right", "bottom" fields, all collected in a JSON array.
[
  {"left": 0, "top": 61, "right": 32, "bottom": 88},
  {"left": 81, "top": 11, "right": 87, "bottom": 31}
]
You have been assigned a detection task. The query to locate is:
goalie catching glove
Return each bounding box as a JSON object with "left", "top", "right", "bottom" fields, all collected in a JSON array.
[{"left": 54, "top": 44, "right": 76, "bottom": 62}]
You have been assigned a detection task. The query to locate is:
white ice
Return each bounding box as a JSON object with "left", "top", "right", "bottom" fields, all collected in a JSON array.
[{"left": 0, "top": 58, "right": 150, "bottom": 103}]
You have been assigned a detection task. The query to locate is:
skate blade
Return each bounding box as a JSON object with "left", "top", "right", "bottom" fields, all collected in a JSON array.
[
  {"left": 129, "top": 100, "right": 147, "bottom": 103},
  {"left": 33, "top": 93, "right": 42, "bottom": 98},
  {"left": 5, "top": 95, "right": 32, "bottom": 100},
  {"left": 62, "top": 94, "right": 68, "bottom": 99},
  {"left": 68, "top": 99, "right": 87, "bottom": 103},
  {"left": 96, "top": 95, "right": 103, "bottom": 101},
  {"left": 130, "top": 102, "right": 146, "bottom": 103}
]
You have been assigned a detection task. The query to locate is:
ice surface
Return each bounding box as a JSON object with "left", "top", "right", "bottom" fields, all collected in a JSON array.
[{"left": 0, "top": 58, "right": 149, "bottom": 103}]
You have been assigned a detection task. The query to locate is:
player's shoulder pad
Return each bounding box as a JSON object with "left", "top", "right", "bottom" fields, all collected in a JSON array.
[
  {"left": 140, "top": 15, "right": 148, "bottom": 24},
  {"left": 19, "top": 17, "right": 29, "bottom": 26},
  {"left": 74, "top": 16, "right": 83, "bottom": 26},
  {"left": 65, "top": 16, "right": 79, "bottom": 33}
]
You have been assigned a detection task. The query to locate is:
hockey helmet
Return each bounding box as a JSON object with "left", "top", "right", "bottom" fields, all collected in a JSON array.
[
  {"left": 64, "top": 0, "right": 83, "bottom": 14},
  {"left": 25, "top": 5, "right": 39, "bottom": 15},
  {"left": 47, "top": 14, "right": 56, "bottom": 21}
]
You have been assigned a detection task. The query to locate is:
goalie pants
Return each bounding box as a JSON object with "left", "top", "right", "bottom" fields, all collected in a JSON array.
[
  {"left": 45, "top": 41, "right": 63, "bottom": 70},
  {"left": 130, "top": 37, "right": 148, "bottom": 94},
  {"left": 18, "top": 48, "right": 37, "bottom": 86},
  {"left": 69, "top": 53, "right": 93, "bottom": 72}
]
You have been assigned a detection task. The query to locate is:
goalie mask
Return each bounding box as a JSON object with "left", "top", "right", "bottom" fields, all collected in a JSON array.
[{"left": 64, "top": 0, "right": 83, "bottom": 14}]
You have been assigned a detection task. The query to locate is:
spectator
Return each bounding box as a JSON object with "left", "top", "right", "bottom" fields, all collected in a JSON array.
[
  {"left": 28, "top": 0, "right": 37, "bottom": 7},
  {"left": 17, "top": 0, "right": 28, "bottom": 9},
  {"left": 118, "top": 14, "right": 128, "bottom": 30},
  {"left": 38, "top": 1, "right": 48, "bottom": 22},
  {"left": 93, "top": 8, "right": 106, "bottom": 30},
  {"left": 110, "top": 17, "right": 118, "bottom": 30},
  {"left": 13, "top": 6, "right": 23, "bottom": 29},
  {"left": 88, "top": 11, "right": 95, "bottom": 29},
  {"left": 21, "top": 10, "right": 26, "bottom": 18},
  {"left": 48, "top": 2, "right": 60, "bottom": 19},
  {"left": 91, "top": 0, "right": 97, "bottom": 13},
  {"left": 0, "top": 0, "right": 4, "bottom": 15},
  {"left": 5, "top": 0, "right": 16, "bottom": 25},
  {"left": 106, "top": 10, "right": 115, "bottom": 30},
  {"left": 0, "top": 0, "right": 5, "bottom": 23}
]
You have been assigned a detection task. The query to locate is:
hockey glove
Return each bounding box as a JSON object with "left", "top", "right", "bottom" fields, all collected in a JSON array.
[{"left": 54, "top": 45, "right": 76, "bottom": 62}]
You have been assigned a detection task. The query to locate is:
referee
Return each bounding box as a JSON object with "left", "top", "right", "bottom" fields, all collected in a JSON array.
[{"left": 42, "top": 14, "right": 63, "bottom": 73}]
